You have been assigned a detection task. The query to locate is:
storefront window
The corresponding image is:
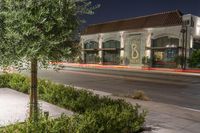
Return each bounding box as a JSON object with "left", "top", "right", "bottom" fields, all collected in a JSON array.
[
  {"left": 85, "top": 51, "right": 99, "bottom": 64},
  {"left": 103, "top": 40, "right": 120, "bottom": 49},
  {"left": 103, "top": 40, "right": 120, "bottom": 64},
  {"left": 152, "top": 36, "right": 179, "bottom": 68},
  {"left": 193, "top": 39, "right": 200, "bottom": 50},
  {"left": 84, "top": 41, "right": 98, "bottom": 49},
  {"left": 84, "top": 41, "right": 99, "bottom": 64},
  {"left": 153, "top": 36, "right": 179, "bottom": 48}
]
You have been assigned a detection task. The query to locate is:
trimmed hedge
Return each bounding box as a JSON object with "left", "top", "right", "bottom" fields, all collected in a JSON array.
[
  {"left": 1, "top": 115, "right": 71, "bottom": 133},
  {"left": 0, "top": 73, "right": 146, "bottom": 133}
]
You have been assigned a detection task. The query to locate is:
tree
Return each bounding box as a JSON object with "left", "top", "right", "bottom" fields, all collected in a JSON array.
[
  {"left": 188, "top": 50, "right": 200, "bottom": 68},
  {"left": 0, "top": 0, "right": 98, "bottom": 121}
]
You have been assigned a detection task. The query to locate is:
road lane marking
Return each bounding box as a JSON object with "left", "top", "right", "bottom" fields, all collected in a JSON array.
[{"left": 60, "top": 70, "right": 187, "bottom": 86}]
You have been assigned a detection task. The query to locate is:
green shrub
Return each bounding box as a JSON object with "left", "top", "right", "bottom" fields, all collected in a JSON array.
[
  {"left": 8, "top": 74, "right": 30, "bottom": 93},
  {"left": 0, "top": 73, "right": 30, "bottom": 93},
  {"left": 132, "top": 90, "right": 150, "bottom": 101},
  {"left": 38, "top": 80, "right": 101, "bottom": 113},
  {"left": 0, "top": 73, "right": 146, "bottom": 132},
  {"left": 0, "top": 74, "right": 11, "bottom": 87},
  {"left": 1, "top": 106, "right": 145, "bottom": 133},
  {"left": 188, "top": 50, "right": 200, "bottom": 68},
  {"left": 71, "top": 104, "right": 145, "bottom": 133},
  {"left": 0, "top": 115, "right": 70, "bottom": 133}
]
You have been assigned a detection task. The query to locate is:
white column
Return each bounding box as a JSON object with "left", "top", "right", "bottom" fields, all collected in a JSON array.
[
  {"left": 120, "top": 32, "right": 125, "bottom": 59},
  {"left": 119, "top": 32, "right": 125, "bottom": 65},
  {"left": 81, "top": 38, "right": 85, "bottom": 63},
  {"left": 145, "top": 32, "right": 152, "bottom": 58},
  {"left": 184, "top": 27, "right": 192, "bottom": 59},
  {"left": 98, "top": 34, "right": 103, "bottom": 64},
  {"left": 190, "top": 35, "right": 193, "bottom": 49},
  {"left": 185, "top": 27, "right": 192, "bottom": 68}
]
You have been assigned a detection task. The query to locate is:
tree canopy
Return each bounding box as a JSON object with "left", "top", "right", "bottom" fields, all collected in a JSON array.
[
  {"left": 0, "top": 0, "right": 99, "bottom": 120},
  {"left": 0, "top": 0, "right": 98, "bottom": 67}
]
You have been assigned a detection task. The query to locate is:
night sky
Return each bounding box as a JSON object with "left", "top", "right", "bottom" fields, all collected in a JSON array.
[{"left": 83, "top": 0, "right": 200, "bottom": 27}]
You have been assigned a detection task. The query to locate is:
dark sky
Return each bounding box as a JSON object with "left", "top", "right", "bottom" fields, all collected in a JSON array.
[{"left": 83, "top": 0, "right": 200, "bottom": 27}]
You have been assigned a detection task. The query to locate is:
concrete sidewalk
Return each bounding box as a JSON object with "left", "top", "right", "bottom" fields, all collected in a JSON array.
[
  {"left": 79, "top": 87, "right": 200, "bottom": 133},
  {"left": 61, "top": 63, "right": 200, "bottom": 76},
  {"left": 0, "top": 88, "right": 73, "bottom": 127},
  {"left": 125, "top": 98, "right": 200, "bottom": 133}
]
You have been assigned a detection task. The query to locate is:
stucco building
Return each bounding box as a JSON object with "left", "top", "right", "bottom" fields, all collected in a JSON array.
[{"left": 81, "top": 10, "right": 200, "bottom": 68}]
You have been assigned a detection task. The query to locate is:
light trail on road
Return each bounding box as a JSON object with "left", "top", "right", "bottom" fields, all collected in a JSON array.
[{"left": 60, "top": 69, "right": 188, "bottom": 86}]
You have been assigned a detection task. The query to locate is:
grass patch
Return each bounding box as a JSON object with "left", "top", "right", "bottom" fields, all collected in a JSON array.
[{"left": 131, "top": 90, "right": 150, "bottom": 101}]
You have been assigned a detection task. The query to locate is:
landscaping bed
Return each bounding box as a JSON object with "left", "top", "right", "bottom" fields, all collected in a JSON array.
[{"left": 0, "top": 73, "right": 146, "bottom": 133}]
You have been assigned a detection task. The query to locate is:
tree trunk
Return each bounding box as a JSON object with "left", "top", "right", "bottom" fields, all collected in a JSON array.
[{"left": 29, "top": 58, "right": 38, "bottom": 121}]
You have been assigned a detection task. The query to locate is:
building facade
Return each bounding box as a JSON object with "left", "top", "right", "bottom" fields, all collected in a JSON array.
[{"left": 81, "top": 10, "right": 200, "bottom": 68}]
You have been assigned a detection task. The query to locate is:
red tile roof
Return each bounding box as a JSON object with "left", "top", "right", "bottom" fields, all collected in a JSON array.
[{"left": 82, "top": 10, "right": 183, "bottom": 35}]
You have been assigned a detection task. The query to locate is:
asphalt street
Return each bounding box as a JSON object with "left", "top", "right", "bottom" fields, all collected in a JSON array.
[{"left": 24, "top": 67, "right": 200, "bottom": 110}]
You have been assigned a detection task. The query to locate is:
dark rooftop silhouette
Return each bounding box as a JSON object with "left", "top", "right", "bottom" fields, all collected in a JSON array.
[{"left": 82, "top": 10, "right": 183, "bottom": 35}]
